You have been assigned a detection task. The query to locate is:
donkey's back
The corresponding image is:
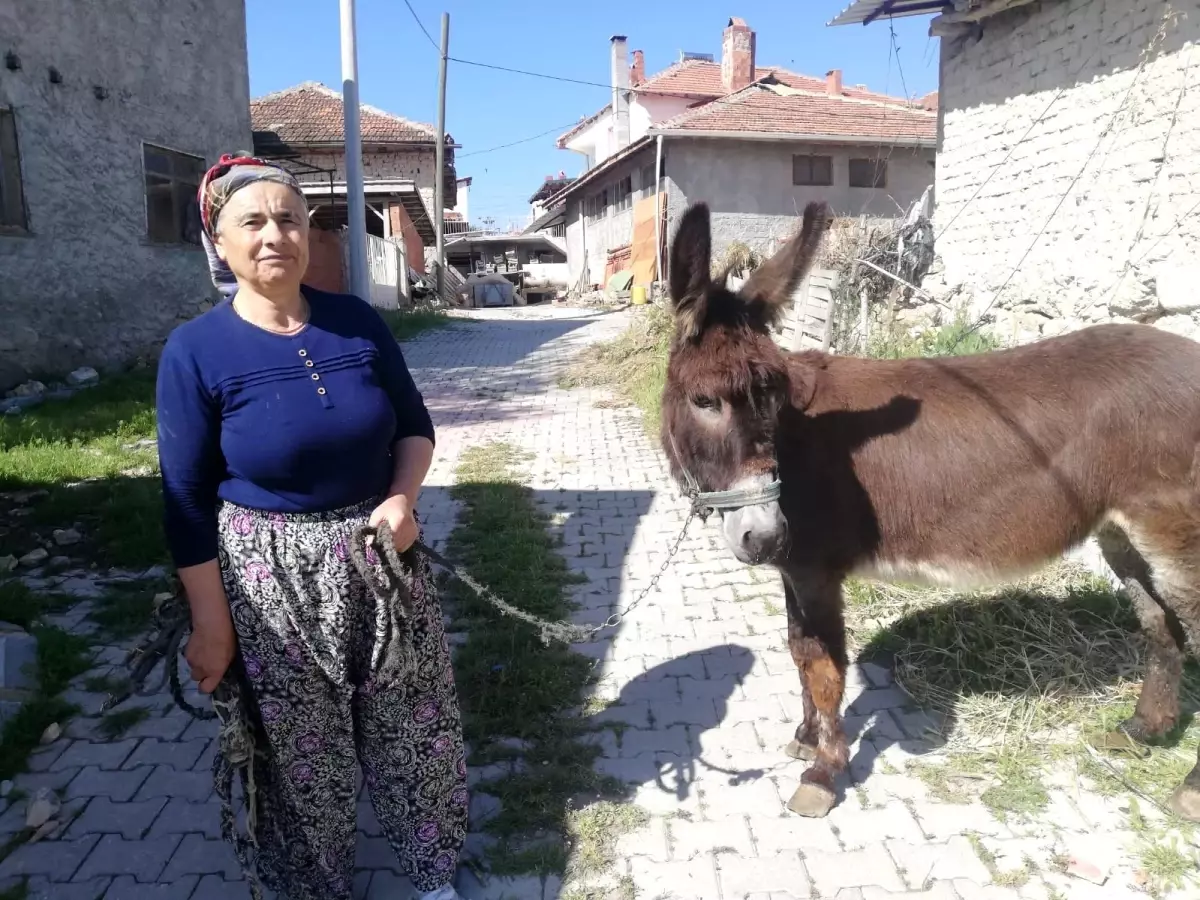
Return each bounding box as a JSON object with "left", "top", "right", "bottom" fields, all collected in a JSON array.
[{"left": 783, "top": 322, "right": 1200, "bottom": 586}]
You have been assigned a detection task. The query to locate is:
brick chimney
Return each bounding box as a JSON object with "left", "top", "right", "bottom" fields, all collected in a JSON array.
[
  {"left": 610, "top": 35, "right": 630, "bottom": 150},
  {"left": 826, "top": 69, "right": 843, "bottom": 96},
  {"left": 721, "top": 17, "right": 756, "bottom": 94},
  {"left": 630, "top": 49, "right": 645, "bottom": 87}
]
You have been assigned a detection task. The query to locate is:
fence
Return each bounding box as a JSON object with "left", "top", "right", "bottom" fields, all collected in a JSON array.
[{"left": 338, "top": 232, "right": 409, "bottom": 310}]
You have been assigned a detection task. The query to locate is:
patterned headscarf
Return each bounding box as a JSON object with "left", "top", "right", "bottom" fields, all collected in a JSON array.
[{"left": 197, "top": 153, "right": 306, "bottom": 297}]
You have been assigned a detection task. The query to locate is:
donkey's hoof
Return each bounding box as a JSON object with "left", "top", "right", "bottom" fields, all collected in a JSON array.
[
  {"left": 786, "top": 783, "right": 836, "bottom": 818},
  {"left": 1168, "top": 785, "right": 1200, "bottom": 823},
  {"left": 784, "top": 738, "right": 817, "bottom": 762}
]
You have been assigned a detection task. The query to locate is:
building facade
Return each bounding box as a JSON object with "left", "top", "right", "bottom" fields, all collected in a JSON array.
[{"left": 0, "top": 0, "right": 252, "bottom": 390}]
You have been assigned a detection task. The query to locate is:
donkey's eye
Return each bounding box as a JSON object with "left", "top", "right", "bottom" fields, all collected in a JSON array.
[{"left": 692, "top": 394, "right": 720, "bottom": 411}]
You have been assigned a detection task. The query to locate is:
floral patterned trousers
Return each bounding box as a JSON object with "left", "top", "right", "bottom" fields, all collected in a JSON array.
[{"left": 215, "top": 499, "right": 468, "bottom": 900}]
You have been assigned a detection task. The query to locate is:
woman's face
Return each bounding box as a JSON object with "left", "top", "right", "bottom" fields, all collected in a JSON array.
[{"left": 213, "top": 181, "right": 309, "bottom": 295}]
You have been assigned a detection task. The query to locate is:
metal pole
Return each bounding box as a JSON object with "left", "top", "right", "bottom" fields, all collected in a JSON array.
[
  {"left": 654, "top": 133, "right": 664, "bottom": 295},
  {"left": 434, "top": 13, "right": 450, "bottom": 303},
  {"left": 340, "top": 0, "right": 370, "bottom": 300}
]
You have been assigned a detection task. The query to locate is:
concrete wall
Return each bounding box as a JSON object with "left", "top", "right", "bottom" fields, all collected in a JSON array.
[
  {"left": 0, "top": 0, "right": 252, "bottom": 390},
  {"left": 932, "top": 0, "right": 1200, "bottom": 343},
  {"left": 563, "top": 147, "right": 657, "bottom": 287},
  {"left": 303, "top": 228, "right": 346, "bottom": 294},
  {"left": 665, "top": 138, "right": 935, "bottom": 263}
]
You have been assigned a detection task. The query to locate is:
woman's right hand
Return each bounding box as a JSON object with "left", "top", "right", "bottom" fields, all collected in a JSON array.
[{"left": 186, "top": 613, "right": 236, "bottom": 694}]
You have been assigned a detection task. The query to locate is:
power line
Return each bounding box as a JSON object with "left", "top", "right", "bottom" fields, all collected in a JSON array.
[
  {"left": 447, "top": 57, "right": 615, "bottom": 91},
  {"left": 458, "top": 121, "right": 585, "bottom": 158},
  {"left": 402, "top": 0, "right": 439, "bottom": 52}
]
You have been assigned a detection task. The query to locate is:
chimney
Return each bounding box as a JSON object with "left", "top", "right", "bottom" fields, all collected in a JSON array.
[
  {"left": 630, "top": 49, "right": 646, "bottom": 87},
  {"left": 721, "top": 17, "right": 755, "bottom": 94},
  {"left": 826, "top": 69, "right": 843, "bottom": 96},
  {"left": 610, "top": 35, "right": 631, "bottom": 151}
]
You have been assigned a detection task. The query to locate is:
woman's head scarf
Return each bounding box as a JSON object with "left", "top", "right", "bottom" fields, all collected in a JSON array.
[{"left": 197, "top": 153, "right": 306, "bottom": 297}]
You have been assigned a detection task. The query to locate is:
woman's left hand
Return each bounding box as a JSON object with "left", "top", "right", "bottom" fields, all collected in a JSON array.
[{"left": 369, "top": 493, "right": 419, "bottom": 552}]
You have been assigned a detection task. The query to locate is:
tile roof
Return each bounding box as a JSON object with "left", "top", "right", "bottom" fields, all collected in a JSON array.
[
  {"left": 557, "top": 60, "right": 930, "bottom": 147},
  {"left": 251, "top": 82, "right": 438, "bottom": 146},
  {"left": 654, "top": 80, "right": 937, "bottom": 143}
]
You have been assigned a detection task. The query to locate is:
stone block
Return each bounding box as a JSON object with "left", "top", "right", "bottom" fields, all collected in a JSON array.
[
  {"left": 0, "top": 626, "right": 37, "bottom": 691},
  {"left": 74, "top": 833, "right": 183, "bottom": 882}
]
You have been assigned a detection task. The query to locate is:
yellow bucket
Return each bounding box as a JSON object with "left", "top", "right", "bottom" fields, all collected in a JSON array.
[{"left": 631, "top": 285, "right": 648, "bottom": 305}]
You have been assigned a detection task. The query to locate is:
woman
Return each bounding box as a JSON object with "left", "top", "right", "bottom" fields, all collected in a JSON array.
[{"left": 156, "top": 154, "right": 467, "bottom": 900}]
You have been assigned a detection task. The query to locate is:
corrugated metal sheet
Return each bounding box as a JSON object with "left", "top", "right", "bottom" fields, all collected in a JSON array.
[{"left": 827, "top": 0, "right": 952, "bottom": 27}]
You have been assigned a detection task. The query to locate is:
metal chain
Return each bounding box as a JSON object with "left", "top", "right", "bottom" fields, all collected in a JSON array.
[{"left": 414, "top": 505, "right": 698, "bottom": 645}]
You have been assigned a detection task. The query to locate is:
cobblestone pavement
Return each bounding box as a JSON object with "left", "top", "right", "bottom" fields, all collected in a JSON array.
[{"left": 0, "top": 306, "right": 1190, "bottom": 899}]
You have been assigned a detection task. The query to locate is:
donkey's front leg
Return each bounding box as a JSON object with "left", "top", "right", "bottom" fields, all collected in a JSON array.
[{"left": 783, "top": 570, "right": 849, "bottom": 818}]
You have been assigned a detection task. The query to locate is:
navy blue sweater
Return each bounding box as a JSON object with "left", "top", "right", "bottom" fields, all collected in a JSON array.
[{"left": 155, "top": 286, "right": 435, "bottom": 568}]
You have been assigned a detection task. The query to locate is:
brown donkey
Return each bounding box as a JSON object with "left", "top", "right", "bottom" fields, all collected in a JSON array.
[{"left": 660, "top": 200, "right": 1200, "bottom": 820}]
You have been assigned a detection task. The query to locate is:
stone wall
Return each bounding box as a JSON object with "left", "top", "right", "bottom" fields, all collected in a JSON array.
[
  {"left": 0, "top": 0, "right": 252, "bottom": 391},
  {"left": 928, "top": 0, "right": 1200, "bottom": 343}
]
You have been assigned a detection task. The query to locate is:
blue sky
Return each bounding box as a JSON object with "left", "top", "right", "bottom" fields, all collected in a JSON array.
[{"left": 246, "top": 0, "right": 940, "bottom": 228}]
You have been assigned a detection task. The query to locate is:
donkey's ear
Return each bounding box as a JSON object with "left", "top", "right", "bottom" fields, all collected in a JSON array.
[
  {"left": 740, "top": 201, "right": 832, "bottom": 325},
  {"left": 668, "top": 203, "right": 712, "bottom": 341}
]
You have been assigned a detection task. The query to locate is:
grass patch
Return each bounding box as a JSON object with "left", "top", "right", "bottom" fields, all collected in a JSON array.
[
  {"left": 558, "top": 304, "right": 671, "bottom": 436},
  {"left": 97, "top": 706, "right": 151, "bottom": 740},
  {"left": 0, "top": 368, "right": 164, "bottom": 568},
  {"left": 852, "top": 561, "right": 1200, "bottom": 883},
  {"left": 377, "top": 306, "right": 452, "bottom": 342},
  {"left": 87, "top": 586, "right": 158, "bottom": 640},
  {"left": 446, "top": 442, "right": 630, "bottom": 878},
  {"left": 1138, "top": 834, "right": 1199, "bottom": 896},
  {"left": 0, "top": 624, "right": 92, "bottom": 781},
  {"left": 0, "top": 582, "right": 74, "bottom": 630},
  {"left": 867, "top": 308, "right": 1002, "bottom": 360}
]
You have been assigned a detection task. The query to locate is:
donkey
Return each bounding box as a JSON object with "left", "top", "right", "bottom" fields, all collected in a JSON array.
[{"left": 660, "top": 199, "right": 1200, "bottom": 820}]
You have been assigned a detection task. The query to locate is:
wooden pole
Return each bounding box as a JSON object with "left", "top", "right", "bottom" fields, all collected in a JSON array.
[{"left": 434, "top": 13, "right": 450, "bottom": 304}]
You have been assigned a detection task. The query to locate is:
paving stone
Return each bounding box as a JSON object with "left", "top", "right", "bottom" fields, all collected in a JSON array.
[
  {"left": 668, "top": 816, "right": 755, "bottom": 860},
  {"left": 844, "top": 686, "right": 911, "bottom": 716},
  {"left": 886, "top": 836, "right": 993, "bottom": 886},
  {"left": 75, "top": 834, "right": 182, "bottom": 882},
  {"left": 717, "top": 850, "right": 811, "bottom": 898},
  {"left": 698, "top": 777, "right": 785, "bottom": 817},
  {"left": 123, "top": 738, "right": 210, "bottom": 771},
  {"left": 804, "top": 843, "right": 906, "bottom": 894},
  {"left": 104, "top": 875, "right": 201, "bottom": 899},
  {"left": 354, "top": 835, "right": 404, "bottom": 873},
  {"left": 0, "top": 834, "right": 100, "bottom": 881},
  {"left": 67, "top": 796, "right": 168, "bottom": 840},
  {"left": 826, "top": 798, "right": 927, "bottom": 849},
  {"left": 13, "top": 767, "right": 80, "bottom": 794},
  {"left": 25, "top": 741, "right": 67, "bottom": 772},
  {"left": 628, "top": 856, "right": 721, "bottom": 899},
  {"left": 365, "top": 870, "right": 417, "bottom": 899},
  {"left": 15, "top": 876, "right": 113, "bottom": 899},
  {"left": 146, "top": 797, "right": 223, "bottom": 839},
  {"left": 909, "top": 800, "right": 1013, "bottom": 841},
  {"left": 860, "top": 883, "right": 960, "bottom": 899},
  {"left": 52, "top": 738, "right": 139, "bottom": 770},
  {"left": 65, "top": 765, "right": 152, "bottom": 802},
  {"left": 746, "top": 815, "right": 842, "bottom": 854},
  {"left": 134, "top": 766, "right": 213, "bottom": 802},
  {"left": 160, "top": 833, "right": 242, "bottom": 880},
  {"left": 190, "top": 875, "right": 256, "bottom": 900},
  {"left": 122, "top": 713, "right": 194, "bottom": 742}
]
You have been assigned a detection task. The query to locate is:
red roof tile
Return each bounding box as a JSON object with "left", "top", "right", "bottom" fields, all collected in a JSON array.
[
  {"left": 251, "top": 82, "right": 437, "bottom": 145},
  {"left": 557, "top": 61, "right": 931, "bottom": 147},
  {"left": 656, "top": 82, "right": 936, "bottom": 142}
]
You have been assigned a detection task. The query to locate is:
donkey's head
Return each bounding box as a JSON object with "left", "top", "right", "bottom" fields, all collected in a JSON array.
[{"left": 660, "top": 200, "right": 831, "bottom": 565}]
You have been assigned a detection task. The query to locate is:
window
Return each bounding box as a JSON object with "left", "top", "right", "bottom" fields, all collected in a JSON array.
[
  {"left": 613, "top": 175, "right": 633, "bottom": 213},
  {"left": 640, "top": 163, "right": 658, "bottom": 197},
  {"left": 848, "top": 157, "right": 887, "bottom": 189},
  {"left": 0, "top": 109, "right": 27, "bottom": 231},
  {"left": 143, "top": 143, "right": 206, "bottom": 244},
  {"left": 792, "top": 154, "right": 833, "bottom": 187}
]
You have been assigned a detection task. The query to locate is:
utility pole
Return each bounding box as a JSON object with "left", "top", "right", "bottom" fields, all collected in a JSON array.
[
  {"left": 340, "top": 0, "right": 370, "bottom": 301},
  {"left": 434, "top": 12, "right": 449, "bottom": 303}
]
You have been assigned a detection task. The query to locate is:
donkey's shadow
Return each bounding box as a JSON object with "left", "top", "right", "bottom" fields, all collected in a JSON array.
[
  {"left": 847, "top": 580, "right": 1200, "bottom": 788},
  {"left": 585, "top": 645, "right": 790, "bottom": 807}
]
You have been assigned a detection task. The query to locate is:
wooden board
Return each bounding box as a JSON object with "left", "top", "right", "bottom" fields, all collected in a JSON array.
[
  {"left": 772, "top": 267, "right": 838, "bottom": 353},
  {"left": 630, "top": 193, "right": 665, "bottom": 287}
]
